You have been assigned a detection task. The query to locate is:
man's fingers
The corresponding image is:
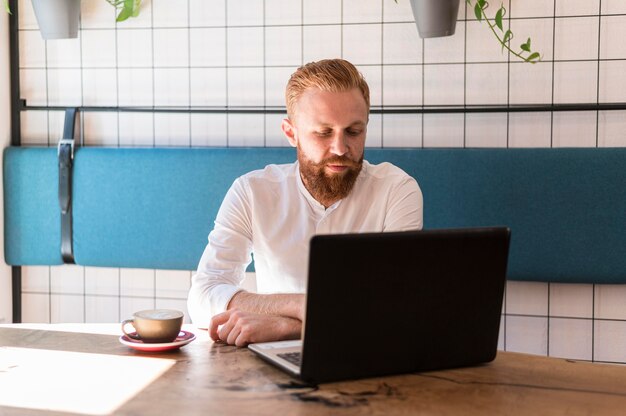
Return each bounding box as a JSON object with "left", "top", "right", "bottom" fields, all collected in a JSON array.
[
  {"left": 235, "top": 330, "right": 251, "bottom": 347},
  {"left": 226, "top": 324, "right": 242, "bottom": 346},
  {"left": 209, "top": 310, "right": 231, "bottom": 341}
]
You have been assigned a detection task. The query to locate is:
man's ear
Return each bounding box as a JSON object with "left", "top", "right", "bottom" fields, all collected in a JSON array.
[{"left": 281, "top": 118, "right": 298, "bottom": 148}]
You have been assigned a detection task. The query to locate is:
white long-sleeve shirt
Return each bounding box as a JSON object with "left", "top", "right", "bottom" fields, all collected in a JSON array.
[{"left": 187, "top": 160, "right": 423, "bottom": 327}]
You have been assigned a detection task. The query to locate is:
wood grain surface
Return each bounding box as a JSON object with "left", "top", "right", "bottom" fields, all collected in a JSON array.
[{"left": 1, "top": 325, "right": 626, "bottom": 415}]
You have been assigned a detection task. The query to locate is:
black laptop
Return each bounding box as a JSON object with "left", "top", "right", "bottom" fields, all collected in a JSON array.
[{"left": 248, "top": 227, "right": 511, "bottom": 383}]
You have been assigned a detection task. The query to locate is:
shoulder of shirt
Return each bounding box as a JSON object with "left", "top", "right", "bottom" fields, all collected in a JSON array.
[
  {"left": 361, "top": 160, "right": 413, "bottom": 181},
  {"left": 236, "top": 162, "right": 298, "bottom": 185}
]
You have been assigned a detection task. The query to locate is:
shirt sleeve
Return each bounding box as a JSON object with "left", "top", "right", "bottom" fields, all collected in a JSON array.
[
  {"left": 383, "top": 174, "right": 424, "bottom": 232},
  {"left": 187, "top": 177, "right": 254, "bottom": 328}
]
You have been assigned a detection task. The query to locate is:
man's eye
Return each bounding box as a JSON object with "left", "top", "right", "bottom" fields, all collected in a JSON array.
[
  {"left": 316, "top": 131, "right": 331, "bottom": 137},
  {"left": 346, "top": 130, "right": 362, "bottom": 136}
]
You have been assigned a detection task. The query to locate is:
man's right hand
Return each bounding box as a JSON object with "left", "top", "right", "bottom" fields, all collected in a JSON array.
[{"left": 209, "top": 309, "right": 302, "bottom": 347}]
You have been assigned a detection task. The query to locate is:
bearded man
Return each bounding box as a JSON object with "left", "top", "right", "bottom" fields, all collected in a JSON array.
[{"left": 187, "top": 59, "right": 423, "bottom": 346}]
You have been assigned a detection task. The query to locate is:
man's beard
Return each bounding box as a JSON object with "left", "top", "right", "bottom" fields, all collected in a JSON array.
[{"left": 297, "top": 146, "right": 363, "bottom": 206}]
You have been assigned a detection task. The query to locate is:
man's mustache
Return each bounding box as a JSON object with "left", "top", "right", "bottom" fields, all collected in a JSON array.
[{"left": 310, "top": 155, "right": 362, "bottom": 168}]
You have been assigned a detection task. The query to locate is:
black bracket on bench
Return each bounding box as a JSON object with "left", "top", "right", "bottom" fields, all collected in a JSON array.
[{"left": 58, "top": 108, "right": 77, "bottom": 264}]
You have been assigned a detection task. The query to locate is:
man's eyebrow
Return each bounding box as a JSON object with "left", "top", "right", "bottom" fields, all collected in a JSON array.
[{"left": 315, "top": 121, "right": 367, "bottom": 128}]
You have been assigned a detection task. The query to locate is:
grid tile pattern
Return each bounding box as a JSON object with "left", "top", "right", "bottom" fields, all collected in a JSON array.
[{"left": 13, "top": 0, "right": 626, "bottom": 363}]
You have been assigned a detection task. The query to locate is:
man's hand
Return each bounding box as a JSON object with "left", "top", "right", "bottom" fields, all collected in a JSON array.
[{"left": 209, "top": 309, "right": 302, "bottom": 347}]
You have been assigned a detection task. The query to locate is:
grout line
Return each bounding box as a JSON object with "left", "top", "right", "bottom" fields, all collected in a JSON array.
[
  {"left": 23, "top": 290, "right": 190, "bottom": 301},
  {"left": 263, "top": 0, "right": 267, "bottom": 147},
  {"left": 16, "top": 56, "right": 626, "bottom": 71},
  {"left": 48, "top": 267, "right": 52, "bottom": 323},
  {"left": 506, "top": 0, "right": 511, "bottom": 149},
  {"left": 380, "top": 0, "right": 384, "bottom": 148},
  {"left": 421, "top": 36, "right": 424, "bottom": 148},
  {"left": 463, "top": 2, "right": 467, "bottom": 148},
  {"left": 547, "top": 282, "right": 551, "bottom": 356},
  {"left": 11, "top": 13, "right": 625, "bottom": 33},
  {"left": 188, "top": 0, "right": 192, "bottom": 147},
  {"left": 503, "top": 282, "right": 507, "bottom": 351},
  {"left": 549, "top": 0, "right": 557, "bottom": 148},
  {"left": 225, "top": 0, "right": 229, "bottom": 147},
  {"left": 115, "top": 10, "right": 121, "bottom": 147},
  {"left": 118, "top": 268, "right": 122, "bottom": 323},
  {"left": 300, "top": 0, "right": 304, "bottom": 67},
  {"left": 592, "top": 284, "right": 596, "bottom": 362},
  {"left": 151, "top": 3, "right": 156, "bottom": 146},
  {"left": 340, "top": 0, "right": 344, "bottom": 58},
  {"left": 595, "top": 1, "right": 603, "bottom": 148}
]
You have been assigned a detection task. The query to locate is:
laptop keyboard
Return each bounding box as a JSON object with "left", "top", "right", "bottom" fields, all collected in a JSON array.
[{"left": 277, "top": 352, "right": 302, "bottom": 367}]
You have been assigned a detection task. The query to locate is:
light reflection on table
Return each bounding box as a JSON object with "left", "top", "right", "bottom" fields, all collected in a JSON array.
[{"left": 0, "top": 346, "right": 174, "bottom": 415}]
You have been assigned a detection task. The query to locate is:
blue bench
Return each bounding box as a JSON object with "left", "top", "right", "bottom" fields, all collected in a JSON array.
[{"left": 4, "top": 146, "right": 626, "bottom": 284}]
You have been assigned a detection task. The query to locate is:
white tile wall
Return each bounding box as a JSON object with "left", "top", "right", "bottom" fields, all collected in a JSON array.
[
  {"left": 116, "top": 29, "right": 153, "bottom": 67},
  {"left": 265, "top": 0, "right": 301, "bottom": 26},
  {"left": 423, "top": 113, "right": 464, "bottom": 148},
  {"left": 509, "top": 62, "right": 553, "bottom": 104},
  {"left": 465, "top": 113, "right": 508, "bottom": 148},
  {"left": 506, "top": 315, "right": 548, "bottom": 355},
  {"left": 423, "top": 64, "right": 464, "bottom": 105},
  {"left": 382, "top": 113, "right": 422, "bottom": 148},
  {"left": 303, "top": 25, "right": 342, "bottom": 63},
  {"left": 383, "top": 23, "right": 422, "bottom": 64},
  {"left": 12, "top": 0, "right": 626, "bottom": 365},
  {"left": 423, "top": 22, "right": 464, "bottom": 64},
  {"left": 553, "top": 61, "right": 598, "bottom": 104},
  {"left": 382, "top": 65, "right": 422, "bottom": 106},
  {"left": 508, "top": 112, "right": 552, "bottom": 148},
  {"left": 549, "top": 318, "right": 593, "bottom": 360},
  {"left": 598, "top": 110, "right": 626, "bottom": 147},
  {"left": 555, "top": 0, "right": 600, "bottom": 17},
  {"left": 549, "top": 284, "right": 594, "bottom": 318},
  {"left": 552, "top": 111, "right": 598, "bottom": 147},
  {"left": 554, "top": 17, "right": 599, "bottom": 61},
  {"left": 595, "top": 320, "right": 626, "bottom": 363}
]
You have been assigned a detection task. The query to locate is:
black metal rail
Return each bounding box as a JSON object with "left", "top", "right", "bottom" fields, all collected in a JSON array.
[{"left": 18, "top": 102, "right": 626, "bottom": 115}]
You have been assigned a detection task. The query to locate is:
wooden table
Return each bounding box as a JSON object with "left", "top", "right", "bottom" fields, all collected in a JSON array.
[{"left": 1, "top": 324, "right": 626, "bottom": 415}]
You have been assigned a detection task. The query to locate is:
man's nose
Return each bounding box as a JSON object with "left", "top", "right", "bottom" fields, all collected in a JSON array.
[{"left": 329, "top": 132, "right": 348, "bottom": 156}]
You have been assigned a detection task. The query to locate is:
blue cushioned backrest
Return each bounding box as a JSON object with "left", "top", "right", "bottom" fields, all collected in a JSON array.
[
  {"left": 73, "top": 148, "right": 295, "bottom": 270},
  {"left": 366, "top": 148, "right": 626, "bottom": 283},
  {"left": 4, "top": 146, "right": 626, "bottom": 283},
  {"left": 4, "top": 148, "right": 62, "bottom": 264}
]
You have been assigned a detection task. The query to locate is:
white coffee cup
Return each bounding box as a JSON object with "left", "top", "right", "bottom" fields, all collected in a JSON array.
[{"left": 121, "top": 309, "right": 184, "bottom": 343}]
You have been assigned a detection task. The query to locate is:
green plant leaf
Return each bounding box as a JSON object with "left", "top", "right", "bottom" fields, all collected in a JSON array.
[
  {"left": 116, "top": 0, "right": 141, "bottom": 21},
  {"left": 503, "top": 30, "right": 513, "bottom": 43},
  {"left": 4, "top": 0, "right": 10, "bottom": 14},
  {"left": 520, "top": 38, "right": 531, "bottom": 52},
  {"left": 502, "top": 29, "right": 513, "bottom": 52},
  {"left": 130, "top": 0, "right": 141, "bottom": 18},
  {"left": 495, "top": 7, "right": 504, "bottom": 31},
  {"left": 525, "top": 52, "right": 540, "bottom": 63},
  {"left": 474, "top": 2, "right": 483, "bottom": 21},
  {"left": 116, "top": 8, "right": 132, "bottom": 21}
]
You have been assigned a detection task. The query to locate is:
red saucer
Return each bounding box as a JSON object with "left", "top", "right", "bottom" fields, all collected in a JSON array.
[{"left": 119, "top": 330, "right": 196, "bottom": 352}]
